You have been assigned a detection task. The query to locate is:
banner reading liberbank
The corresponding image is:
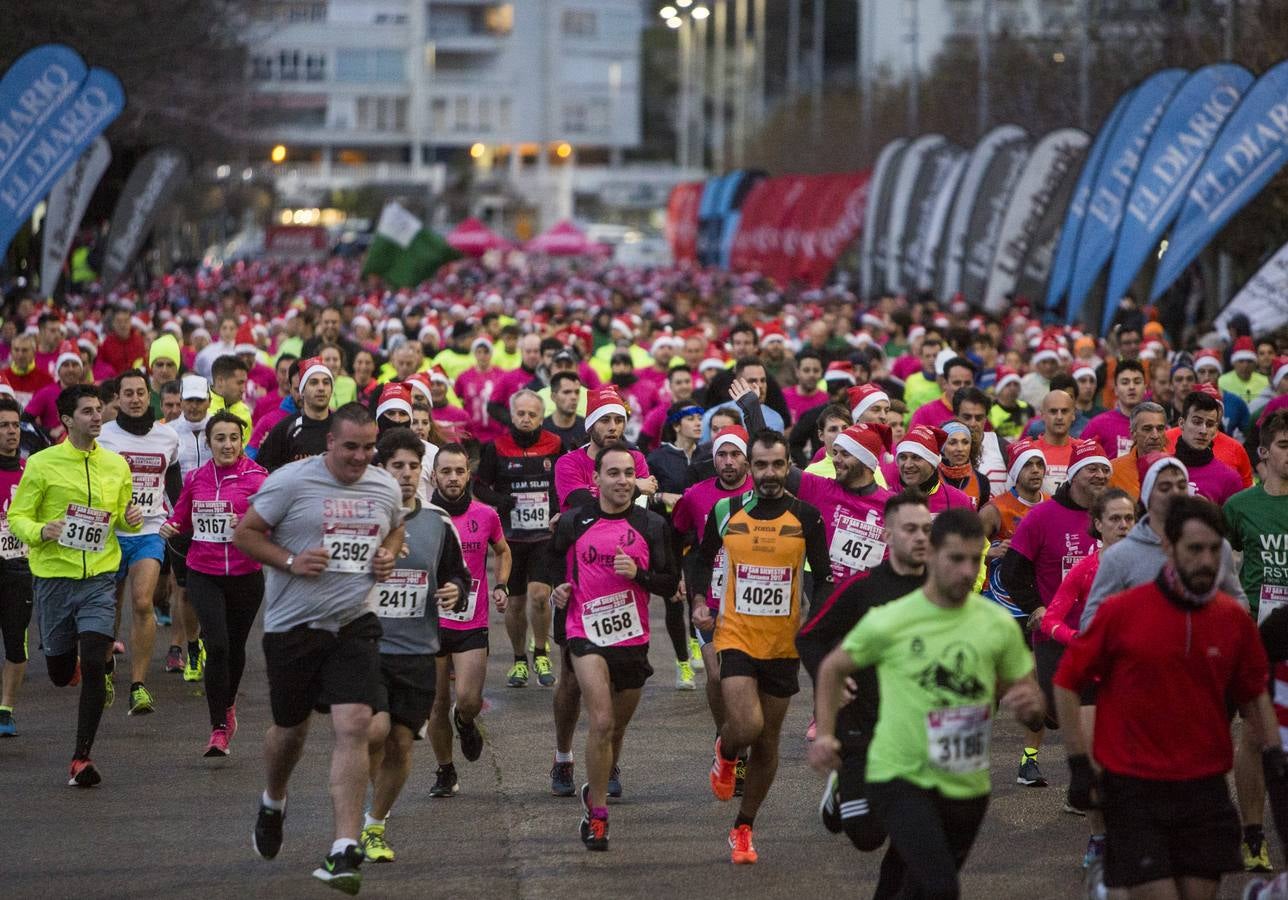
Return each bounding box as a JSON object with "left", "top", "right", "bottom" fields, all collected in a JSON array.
[
  {"left": 859, "top": 139, "right": 906, "bottom": 299},
  {"left": 100, "top": 147, "right": 189, "bottom": 287},
  {"left": 1151, "top": 59, "right": 1288, "bottom": 302},
  {"left": 40, "top": 136, "right": 110, "bottom": 294},
  {"left": 1103, "top": 64, "right": 1252, "bottom": 329},
  {"left": 1042, "top": 88, "right": 1137, "bottom": 314},
  {"left": 982, "top": 128, "right": 1089, "bottom": 313},
  {"left": 1064, "top": 68, "right": 1188, "bottom": 327},
  {"left": 958, "top": 136, "right": 1031, "bottom": 307},
  {"left": 936, "top": 125, "right": 1026, "bottom": 301},
  {"left": 1214, "top": 239, "right": 1288, "bottom": 336}
]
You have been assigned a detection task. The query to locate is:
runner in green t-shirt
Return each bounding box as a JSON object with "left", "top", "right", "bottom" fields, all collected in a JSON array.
[{"left": 809, "top": 506, "right": 1043, "bottom": 899}]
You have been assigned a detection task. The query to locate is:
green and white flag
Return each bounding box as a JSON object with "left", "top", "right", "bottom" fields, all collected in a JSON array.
[{"left": 361, "top": 201, "right": 459, "bottom": 288}]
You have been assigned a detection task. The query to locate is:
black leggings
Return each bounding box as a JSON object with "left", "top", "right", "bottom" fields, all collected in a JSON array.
[
  {"left": 663, "top": 594, "right": 695, "bottom": 662},
  {"left": 47, "top": 631, "right": 112, "bottom": 759},
  {"left": 0, "top": 568, "right": 32, "bottom": 663},
  {"left": 186, "top": 569, "right": 264, "bottom": 729},
  {"left": 867, "top": 779, "right": 989, "bottom": 900}
]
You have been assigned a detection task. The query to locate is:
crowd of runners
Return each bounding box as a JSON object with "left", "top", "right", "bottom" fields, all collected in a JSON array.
[{"left": 4, "top": 256, "right": 1288, "bottom": 898}]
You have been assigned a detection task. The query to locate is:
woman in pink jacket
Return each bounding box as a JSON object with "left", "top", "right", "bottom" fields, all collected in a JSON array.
[{"left": 162, "top": 410, "right": 268, "bottom": 758}]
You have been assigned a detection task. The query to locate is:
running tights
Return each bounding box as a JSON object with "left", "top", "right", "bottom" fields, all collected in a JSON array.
[
  {"left": 867, "top": 779, "right": 989, "bottom": 900},
  {"left": 663, "top": 595, "right": 692, "bottom": 661},
  {"left": 47, "top": 631, "right": 112, "bottom": 760},
  {"left": 186, "top": 569, "right": 264, "bottom": 729},
  {"left": 0, "top": 570, "right": 32, "bottom": 662}
]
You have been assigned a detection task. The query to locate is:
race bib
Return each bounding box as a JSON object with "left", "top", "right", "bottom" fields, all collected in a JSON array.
[
  {"left": 0, "top": 516, "right": 25, "bottom": 560},
  {"left": 583, "top": 590, "right": 644, "bottom": 646},
  {"left": 59, "top": 504, "right": 110, "bottom": 553},
  {"left": 122, "top": 452, "right": 167, "bottom": 517},
  {"left": 1061, "top": 554, "right": 1085, "bottom": 580},
  {"left": 441, "top": 577, "right": 482, "bottom": 624},
  {"left": 829, "top": 512, "right": 886, "bottom": 575},
  {"left": 927, "top": 705, "right": 991, "bottom": 774},
  {"left": 1260, "top": 584, "right": 1288, "bottom": 624},
  {"left": 733, "top": 564, "right": 792, "bottom": 617},
  {"left": 710, "top": 548, "right": 727, "bottom": 605},
  {"left": 511, "top": 492, "right": 550, "bottom": 531},
  {"left": 192, "top": 500, "right": 234, "bottom": 544},
  {"left": 374, "top": 569, "right": 429, "bottom": 619},
  {"left": 323, "top": 521, "right": 380, "bottom": 573}
]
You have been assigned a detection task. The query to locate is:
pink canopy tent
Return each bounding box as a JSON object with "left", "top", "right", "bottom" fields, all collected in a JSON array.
[
  {"left": 524, "top": 220, "right": 606, "bottom": 256},
  {"left": 446, "top": 217, "right": 511, "bottom": 257}
]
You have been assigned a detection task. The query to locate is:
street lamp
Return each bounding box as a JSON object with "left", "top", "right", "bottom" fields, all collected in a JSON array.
[
  {"left": 667, "top": 16, "right": 682, "bottom": 28},
  {"left": 660, "top": 5, "right": 677, "bottom": 18},
  {"left": 691, "top": 5, "right": 710, "bottom": 18}
]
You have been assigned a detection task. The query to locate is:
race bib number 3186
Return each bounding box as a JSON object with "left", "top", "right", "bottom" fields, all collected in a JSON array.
[{"left": 927, "top": 705, "right": 991, "bottom": 774}]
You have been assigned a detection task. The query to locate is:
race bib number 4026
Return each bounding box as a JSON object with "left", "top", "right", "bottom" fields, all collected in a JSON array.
[{"left": 733, "top": 564, "right": 792, "bottom": 616}]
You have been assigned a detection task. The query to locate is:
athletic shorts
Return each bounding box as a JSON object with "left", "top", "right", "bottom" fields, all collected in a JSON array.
[
  {"left": 1033, "top": 639, "right": 1094, "bottom": 726},
  {"left": 436, "top": 626, "right": 488, "bottom": 657},
  {"left": 166, "top": 533, "right": 192, "bottom": 588},
  {"left": 566, "top": 638, "right": 653, "bottom": 692},
  {"left": 263, "top": 613, "right": 382, "bottom": 728},
  {"left": 116, "top": 533, "right": 165, "bottom": 579},
  {"left": 0, "top": 565, "right": 33, "bottom": 663},
  {"left": 506, "top": 540, "right": 552, "bottom": 595},
  {"left": 372, "top": 653, "right": 437, "bottom": 732},
  {"left": 34, "top": 574, "right": 116, "bottom": 656},
  {"left": 1100, "top": 772, "right": 1240, "bottom": 888},
  {"left": 716, "top": 647, "right": 800, "bottom": 698}
]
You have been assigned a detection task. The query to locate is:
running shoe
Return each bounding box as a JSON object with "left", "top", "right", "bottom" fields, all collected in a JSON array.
[
  {"left": 710, "top": 738, "right": 736, "bottom": 801},
  {"left": 806, "top": 717, "right": 817, "bottom": 741},
  {"left": 312, "top": 845, "right": 364, "bottom": 894},
  {"left": 1016, "top": 752, "right": 1047, "bottom": 787},
  {"left": 252, "top": 801, "right": 285, "bottom": 859},
  {"left": 103, "top": 674, "right": 114, "bottom": 709},
  {"left": 728, "top": 824, "right": 758, "bottom": 864},
  {"left": 68, "top": 757, "right": 101, "bottom": 788},
  {"left": 507, "top": 659, "right": 529, "bottom": 688},
  {"left": 154, "top": 607, "right": 172, "bottom": 627},
  {"left": 551, "top": 760, "right": 575, "bottom": 797},
  {"left": 533, "top": 653, "right": 556, "bottom": 687},
  {"left": 1244, "top": 837, "right": 1274, "bottom": 873},
  {"left": 676, "top": 659, "right": 696, "bottom": 690},
  {"left": 183, "top": 644, "right": 205, "bottom": 683},
  {"left": 164, "top": 645, "right": 184, "bottom": 673},
  {"left": 734, "top": 756, "right": 747, "bottom": 797},
  {"left": 360, "top": 824, "right": 395, "bottom": 863},
  {"left": 608, "top": 765, "right": 622, "bottom": 799},
  {"left": 205, "top": 726, "right": 231, "bottom": 759},
  {"left": 579, "top": 783, "right": 609, "bottom": 851},
  {"left": 226, "top": 704, "right": 238, "bottom": 740},
  {"left": 688, "top": 637, "right": 704, "bottom": 670},
  {"left": 818, "top": 770, "right": 843, "bottom": 833},
  {"left": 1243, "top": 876, "right": 1288, "bottom": 899},
  {"left": 428, "top": 764, "right": 459, "bottom": 798},
  {"left": 1085, "top": 855, "right": 1108, "bottom": 900},
  {"left": 1082, "top": 835, "right": 1105, "bottom": 870},
  {"left": 128, "top": 684, "right": 155, "bottom": 716},
  {"left": 1063, "top": 788, "right": 1088, "bottom": 816},
  {"left": 453, "top": 704, "right": 484, "bottom": 762},
  {"left": 0, "top": 708, "right": 15, "bottom": 737}
]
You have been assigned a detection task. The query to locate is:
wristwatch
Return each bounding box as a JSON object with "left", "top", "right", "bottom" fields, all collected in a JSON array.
[{"left": 283, "top": 554, "right": 295, "bottom": 572}]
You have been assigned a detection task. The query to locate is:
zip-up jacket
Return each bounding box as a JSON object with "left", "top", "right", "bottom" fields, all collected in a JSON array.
[
  {"left": 166, "top": 415, "right": 211, "bottom": 479},
  {"left": 8, "top": 439, "right": 138, "bottom": 579},
  {"left": 473, "top": 426, "right": 563, "bottom": 542},
  {"left": 166, "top": 455, "right": 268, "bottom": 576}
]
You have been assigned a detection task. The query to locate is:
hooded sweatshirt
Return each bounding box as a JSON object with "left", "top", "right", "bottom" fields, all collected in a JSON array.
[{"left": 1079, "top": 515, "right": 1246, "bottom": 631}]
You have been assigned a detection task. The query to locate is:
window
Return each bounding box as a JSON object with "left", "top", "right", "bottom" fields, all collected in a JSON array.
[
  {"left": 278, "top": 49, "right": 301, "bottom": 81},
  {"left": 431, "top": 97, "right": 448, "bottom": 132},
  {"left": 335, "top": 49, "right": 406, "bottom": 83},
  {"left": 252, "top": 55, "right": 274, "bottom": 80},
  {"left": 498, "top": 97, "right": 512, "bottom": 132},
  {"left": 478, "top": 96, "right": 492, "bottom": 132},
  {"left": 588, "top": 98, "right": 609, "bottom": 135},
  {"left": 453, "top": 96, "right": 471, "bottom": 131},
  {"left": 562, "top": 101, "right": 588, "bottom": 134},
  {"left": 561, "top": 10, "right": 597, "bottom": 37},
  {"left": 305, "top": 53, "right": 326, "bottom": 81},
  {"left": 356, "top": 97, "right": 408, "bottom": 132}
]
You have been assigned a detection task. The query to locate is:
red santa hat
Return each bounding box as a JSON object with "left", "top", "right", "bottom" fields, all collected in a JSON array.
[
  {"left": 376, "top": 383, "right": 413, "bottom": 420},
  {"left": 848, "top": 383, "right": 890, "bottom": 421},
  {"left": 896, "top": 425, "right": 947, "bottom": 468},
  {"left": 299, "top": 356, "right": 333, "bottom": 387},
  {"left": 471, "top": 336, "right": 494, "bottom": 353},
  {"left": 1031, "top": 338, "right": 1061, "bottom": 366},
  {"left": 995, "top": 365, "right": 1022, "bottom": 392},
  {"left": 1071, "top": 361, "right": 1097, "bottom": 383},
  {"left": 759, "top": 323, "right": 788, "bottom": 346},
  {"left": 406, "top": 372, "right": 434, "bottom": 402},
  {"left": 235, "top": 323, "right": 257, "bottom": 355},
  {"left": 1191, "top": 380, "right": 1224, "bottom": 409},
  {"left": 585, "top": 388, "right": 629, "bottom": 430},
  {"left": 1138, "top": 451, "right": 1189, "bottom": 507},
  {"left": 1193, "top": 348, "right": 1223, "bottom": 374},
  {"left": 711, "top": 425, "right": 749, "bottom": 457},
  {"left": 428, "top": 366, "right": 450, "bottom": 386},
  {"left": 55, "top": 340, "right": 82, "bottom": 371},
  {"left": 833, "top": 422, "right": 889, "bottom": 471},
  {"left": 1272, "top": 356, "right": 1288, "bottom": 388},
  {"left": 1006, "top": 438, "right": 1047, "bottom": 488},
  {"left": 1231, "top": 336, "right": 1257, "bottom": 364},
  {"left": 823, "top": 361, "right": 856, "bottom": 385},
  {"left": 1066, "top": 439, "right": 1111, "bottom": 481}
]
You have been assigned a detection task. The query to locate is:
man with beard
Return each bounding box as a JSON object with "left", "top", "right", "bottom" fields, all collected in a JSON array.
[
  {"left": 97, "top": 370, "right": 181, "bottom": 716},
  {"left": 1056, "top": 496, "right": 1279, "bottom": 900},
  {"left": 693, "top": 431, "right": 834, "bottom": 864},
  {"left": 549, "top": 388, "right": 658, "bottom": 798}
]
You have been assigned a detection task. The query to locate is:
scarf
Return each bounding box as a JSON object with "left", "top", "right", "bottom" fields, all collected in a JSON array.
[
  {"left": 510, "top": 425, "right": 540, "bottom": 448},
  {"left": 431, "top": 487, "right": 471, "bottom": 518},
  {"left": 0, "top": 451, "right": 19, "bottom": 472},
  {"left": 939, "top": 462, "right": 982, "bottom": 502},
  {"left": 1156, "top": 562, "right": 1218, "bottom": 609},
  {"left": 1173, "top": 438, "right": 1215, "bottom": 468},
  {"left": 116, "top": 406, "right": 156, "bottom": 436},
  {"left": 610, "top": 372, "right": 638, "bottom": 390}
]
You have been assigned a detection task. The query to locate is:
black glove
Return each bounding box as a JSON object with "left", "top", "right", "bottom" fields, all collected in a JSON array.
[
  {"left": 1067, "top": 753, "right": 1097, "bottom": 811},
  {"left": 1264, "top": 746, "right": 1287, "bottom": 785}
]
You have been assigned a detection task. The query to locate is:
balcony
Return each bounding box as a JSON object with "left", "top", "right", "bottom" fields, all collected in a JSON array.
[
  {"left": 426, "top": 3, "right": 511, "bottom": 53},
  {"left": 258, "top": 161, "right": 447, "bottom": 192}
]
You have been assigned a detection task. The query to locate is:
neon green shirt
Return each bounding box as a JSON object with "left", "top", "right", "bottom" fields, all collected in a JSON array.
[{"left": 841, "top": 589, "right": 1032, "bottom": 798}]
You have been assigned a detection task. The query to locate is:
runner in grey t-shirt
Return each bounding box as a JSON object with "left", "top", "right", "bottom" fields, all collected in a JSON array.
[{"left": 234, "top": 403, "right": 404, "bottom": 894}]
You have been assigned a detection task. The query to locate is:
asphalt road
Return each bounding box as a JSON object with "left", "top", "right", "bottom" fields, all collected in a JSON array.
[{"left": 2, "top": 595, "right": 1275, "bottom": 899}]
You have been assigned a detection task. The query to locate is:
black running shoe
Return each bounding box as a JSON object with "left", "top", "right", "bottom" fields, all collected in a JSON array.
[
  {"left": 819, "top": 770, "right": 843, "bottom": 833},
  {"left": 607, "top": 765, "right": 622, "bottom": 799},
  {"left": 252, "top": 801, "right": 285, "bottom": 859},
  {"left": 453, "top": 704, "right": 484, "bottom": 762},
  {"left": 579, "top": 782, "right": 609, "bottom": 851},
  {"left": 1017, "top": 753, "right": 1048, "bottom": 787},
  {"left": 312, "top": 845, "right": 364, "bottom": 894},
  {"left": 551, "top": 760, "right": 575, "bottom": 797},
  {"left": 428, "top": 764, "right": 459, "bottom": 798}
]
